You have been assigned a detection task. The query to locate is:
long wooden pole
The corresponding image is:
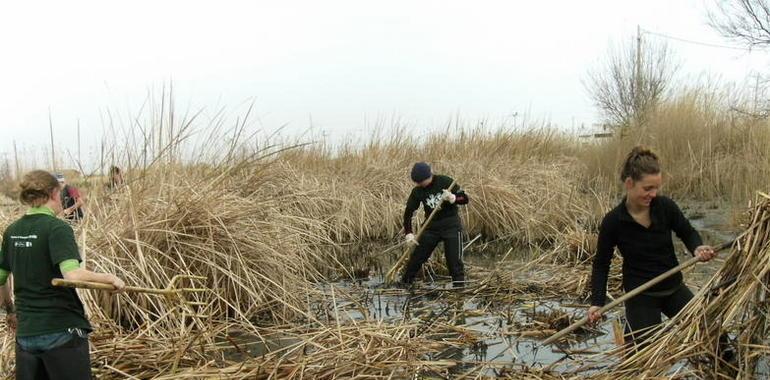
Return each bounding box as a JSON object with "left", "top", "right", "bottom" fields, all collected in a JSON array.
[
  {"left": 52, "top": 278, "right": 169, "bottom": 295},
  {"left": 385, "top": 179, "right": 456, "bottom": 284},
  {"left": 52, "top": 276, "right": 207, "bottom": 297},
  {"left": 542, "top": 239, "right": 735, "bottom": 345}
]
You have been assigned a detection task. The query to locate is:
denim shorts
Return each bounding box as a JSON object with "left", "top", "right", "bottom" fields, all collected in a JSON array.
[{"left": 17, "top": 328, "right": 89, "bottom": 353}]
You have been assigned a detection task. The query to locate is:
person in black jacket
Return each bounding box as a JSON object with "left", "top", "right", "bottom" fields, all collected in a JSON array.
[
  {"left": 588, "top": 146, "right": 716, "bottom": 347},
  {"left": 401, "top": 162, "right": 469, "bottom": 287}
]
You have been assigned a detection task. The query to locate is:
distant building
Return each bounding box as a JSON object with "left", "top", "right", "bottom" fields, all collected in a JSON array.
[{"left": 578, "top": 123, "right": 614, "bottom": 139}]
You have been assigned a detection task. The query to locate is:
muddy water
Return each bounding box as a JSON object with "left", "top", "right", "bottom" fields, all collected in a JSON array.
[
  {"left": 226, "top": 205, "right": 748, "bottom": 376},
  {"left": 682, "top": 204, "right": 740, "bottom": 286},
  {"left": 317, "top": 253, "right": 621, "bottom": 375},
  {"left": 309, "top": 205, "right": 744, "bottom": 375},
  {"left": 232, "top": 249, "right": 618, "bottom": 375}
]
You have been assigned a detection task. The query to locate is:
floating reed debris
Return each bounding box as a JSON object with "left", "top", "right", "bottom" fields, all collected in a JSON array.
[{"left": 190, "top": 314, "right": 573, "bottom": 379}]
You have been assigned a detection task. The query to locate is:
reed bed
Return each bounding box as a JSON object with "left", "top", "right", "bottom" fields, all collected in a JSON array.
[
  {"left": 1, "top": 263, "right": 601, "bottom": 378},
  {"left": 442, "top": 260, "right": 621, "bottom": 307},
  {"left": 80, "top": 164, "right": 339, "bottom": 330},
  {"left": 0, "top": 125, "right": 611, "bottom": 378},
  {"left": 582, "top": 88, "right": 770, "bottom": 205},
  {"left": 273, "top": 132, "right": 609, "bottom": 247},
  {"left": 1, "top": 91, "right": 767, "bottom": 377}
]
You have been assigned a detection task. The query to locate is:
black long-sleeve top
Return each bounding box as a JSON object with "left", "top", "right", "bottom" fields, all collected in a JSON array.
[
  {"left": 590, "top": 195, "right": 703, "bottom": 306},
  {"left": 403, "top": 174, "right": 469, "bottom": 234}
]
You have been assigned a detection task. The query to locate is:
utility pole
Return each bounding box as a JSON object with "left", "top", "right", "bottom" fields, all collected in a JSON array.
[
  {"left": 635, "top": 25, "right": 643, "bottom": 121},
  {"left": 754, "top": 73, "right": 760, "bottom": 114},
  {"left": 77, "top": 119, "right": 81, "bottom": 167},
  {"left": 49, "top": 108, "right": 56, "bottom": 172},
  {"left": 13, "top": 140, "right": 20, "bottom": 181},
  {"left": 100, "top": 137, "right": 105, "bottom": 177}
]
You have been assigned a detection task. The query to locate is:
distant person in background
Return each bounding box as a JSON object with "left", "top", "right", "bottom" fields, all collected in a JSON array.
[
  {"left": 105, "top": 166, "right": 124, "bottom": 191},
  {"left": 56, "top": 174, "right": 85, "bottom": 222}
]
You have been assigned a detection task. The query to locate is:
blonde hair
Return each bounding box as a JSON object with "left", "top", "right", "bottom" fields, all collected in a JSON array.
[
  {"left": 620, "top": 146, "right": 660, "bottom": 182},
  {"left": 19, "top": 170, "right": 59, "bottom": 207}
]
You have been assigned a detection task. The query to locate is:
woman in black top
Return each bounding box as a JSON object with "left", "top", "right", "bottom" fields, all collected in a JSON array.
[{"left": 588, "top": 146, "right": 716, "bottom": 346}]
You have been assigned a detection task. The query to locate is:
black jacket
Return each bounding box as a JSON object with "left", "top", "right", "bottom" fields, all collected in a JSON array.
[
  {"left": 403, "top": 175, "right": 469, "bottom": 234},
  {"left": 591, "top": 196, "right": 702, "bottom": 306}
]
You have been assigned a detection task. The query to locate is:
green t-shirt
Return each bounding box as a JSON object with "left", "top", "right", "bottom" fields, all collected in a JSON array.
[{"left": 0, "top": 207, "right": 91, "bottom": 337}]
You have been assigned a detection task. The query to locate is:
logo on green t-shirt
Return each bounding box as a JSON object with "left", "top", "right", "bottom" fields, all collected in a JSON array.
[{"left": 11, "top": 235, "right": 37, "bottom": 248}]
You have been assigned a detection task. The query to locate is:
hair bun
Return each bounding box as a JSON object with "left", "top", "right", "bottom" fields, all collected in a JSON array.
[
  {"left": 18, "top": 170, "right": 59, "bottom": 207},
  {"left": 620, "top": 145, "right": 661, "bottom": 181},
  {"left": 631, "top": 145, "right": 656, "bottom": 159}
]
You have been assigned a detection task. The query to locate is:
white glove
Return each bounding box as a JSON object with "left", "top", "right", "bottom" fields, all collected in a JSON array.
[
  {"left": 405, "top": 233, "right": 418, "bottom": 246},
  {"left": 442, "top": 189, "right": 456, "bottom": 204}
]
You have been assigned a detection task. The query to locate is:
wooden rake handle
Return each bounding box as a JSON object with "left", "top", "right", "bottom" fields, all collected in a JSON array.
[
  {"left": 541, "top": 239, "right": 735, "bottom": 346},
  {"left": 52, "top": 278, "right": 173, "bottom": 296}
]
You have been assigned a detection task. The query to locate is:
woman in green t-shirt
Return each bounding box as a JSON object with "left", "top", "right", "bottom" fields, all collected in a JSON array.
[{"left": 0, "top": 170, "right": 125, "bottom": 380}]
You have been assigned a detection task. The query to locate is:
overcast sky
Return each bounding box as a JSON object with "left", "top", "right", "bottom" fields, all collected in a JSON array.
[{"left": 1, "top": 0, "right": 768, "bottom": 171}]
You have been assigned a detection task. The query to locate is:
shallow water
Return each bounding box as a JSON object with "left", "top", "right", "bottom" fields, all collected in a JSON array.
[
  {"left": 317, "top": 207, "right": 745, "bottom": 375},
  {"left": 318, "top": 253, "right": 621, "bottom": 376},
  {"left": 233, "top": 206, "right": 751, "bottom": 376}
]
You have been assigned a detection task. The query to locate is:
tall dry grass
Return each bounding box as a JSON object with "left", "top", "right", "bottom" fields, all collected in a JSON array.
[
  {"left": 582, "top": 86, "right": 770, "bottom": 205},
  {"left": 279, "top": 127, "right": 608, "bottom": 246},
  {"left": 2, "top": 87, "right": 767, "bottom": 331},
  {"left": 0, "top": 107, "right": 608, "bottom": 338},
  {"left": 77, "top": 125, "right": 608, "bottom": 328},
  {"left": 0, "top": 120, "right": 611, "bottom": 377},
  {"left": 1, "top": 85, "right": 769, "bottom": 377}
]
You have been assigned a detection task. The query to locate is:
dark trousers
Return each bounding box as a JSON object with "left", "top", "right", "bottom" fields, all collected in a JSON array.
[
  {"left": 16, "top": 337, "right": 91, "bottom": 380},
  {"left": 401, "top": 227, "right": 465, "bottom": 287},
  {"left": 624, "top": 284, "right": 693, "bottom": 348}
]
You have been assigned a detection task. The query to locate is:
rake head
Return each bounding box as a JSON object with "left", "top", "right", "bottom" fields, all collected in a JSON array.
[{"left": 161, "top": 275, "right": 209, "bottom": 318}]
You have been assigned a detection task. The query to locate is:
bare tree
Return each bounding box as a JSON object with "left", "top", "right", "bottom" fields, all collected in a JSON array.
[
  {"left": 585, "top": 38, "right": 678, "bottom": 129},
  {"left": 709, "top": 0, "right": 770, "bottom": 48},
  {"left": 0, "top": 155, "right": 14, "bottom": 200},
  {"left": 708, "top": 2, "right": 770, "bottom": 117}
]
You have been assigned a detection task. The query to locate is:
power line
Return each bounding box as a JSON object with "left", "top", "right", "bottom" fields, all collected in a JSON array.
[{"left": 640, "top": 27, "right": 754, "bottom": 52}]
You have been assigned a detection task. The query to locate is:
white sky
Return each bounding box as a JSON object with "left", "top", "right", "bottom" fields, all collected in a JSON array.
[{"left": 1, "top": 0, "right": 769, "bottom": 171}]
